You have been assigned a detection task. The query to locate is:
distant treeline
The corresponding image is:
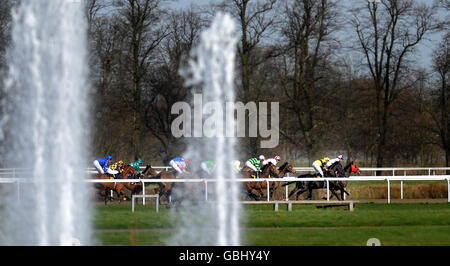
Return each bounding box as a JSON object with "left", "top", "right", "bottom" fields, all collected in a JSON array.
[{"left": 0, "top": 0, "right": 449, "bottom": 169}]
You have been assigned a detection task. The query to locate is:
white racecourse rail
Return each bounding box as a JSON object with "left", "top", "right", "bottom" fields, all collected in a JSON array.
[
  {"left": 0, "top": 166, "right": 450, "bottom": 204},
  {"left": 0, "top": 167, "right": 449, "bottom": 204}
]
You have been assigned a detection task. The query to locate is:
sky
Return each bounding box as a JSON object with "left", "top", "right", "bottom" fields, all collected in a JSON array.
[{"left": 162, "top": 0, "right": 447, "bottom": 70}]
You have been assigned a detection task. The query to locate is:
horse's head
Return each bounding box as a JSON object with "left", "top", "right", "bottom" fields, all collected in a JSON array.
[
  {"left": 277, "top": 162, "right": 296, "bottom": 178},
  {"left": 342, "top": 160, "right": 360, "bottom": 175},
  {"left": 142, "top": 165, "right": 158, "bottom": 177},
  {"left": 282, "top": 162, "right": 296, "bottom": 174},
  {"left": 262, "top": 163, "right": 280, "bottom": 177},
  {"left": 122, "top": 165, "right": 139, "bottom": 179}
]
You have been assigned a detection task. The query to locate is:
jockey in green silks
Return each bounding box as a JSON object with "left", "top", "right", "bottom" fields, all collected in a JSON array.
[
  {"left": 200, "top": 160, "right": 215, "bottom": 175},
  {"left": 129, "top": 158, "right": 143, "bottom": 176},
  {"left": 244, "top": 155, "right": 265, "bottom": 178}
]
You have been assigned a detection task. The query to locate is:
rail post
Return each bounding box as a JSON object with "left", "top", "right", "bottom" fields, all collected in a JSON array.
[
  {"left": 326, "top": 179, "right": 329, "bottom": 201},
  {"left": 285, "top": 182, "right": 289, "bottom": 201},
  {"left": 447, "top": 178, "right": 449, "bottom": 203},
  {"left": 141, "top": 180, "right": 146, "bottom": 205},
  {"left": 401, "top": 181, "right": 403, "bottom": 200},
  {"left": 387, "top": 178, "right": 391, "bottom": 204},
  {"left": 401, "top": 171, "right": 405, "bottom": 200},
  {"left": 266, "top": 180, "right": 270, "bottom": 202}
]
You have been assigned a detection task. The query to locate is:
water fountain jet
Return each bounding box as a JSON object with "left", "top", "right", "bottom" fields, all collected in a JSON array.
[
  {"left": 0, "top": 0, "right": 92, "bottom": 246},
  {"left": 167, "top": 12, "right": 240, "bottom": 246}
]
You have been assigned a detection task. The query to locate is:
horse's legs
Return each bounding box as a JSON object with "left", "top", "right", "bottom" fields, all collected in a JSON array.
[
  {"left": 257, "top": 188, "right": 264, "bottom": 200},
  {"left": 330, "top": 188, "right": 341, "bottom": 201},
  {"left": 114, "top": 184, "right": 125, "bottom": 204},
  {"left": 291, "top": 183, "right": 309, "bottom": 200},
  {"left": 115, "top": 189, "right": 120, "bottom": 203},
  {"left": 166, "top": 186, "right": 174, "bottom": 204},
  {"left": 328, "top": 190, "right": 335, "bottom": 200},
  {"left": 306, "top": 186, "right": 313, "bottom": 200},
  {"left": 249, "top": 190, "right": 260, "bottom": 200},
  {"left": 295, "top": 189, "right": 307, "bottom": 200},
  {"left": 295, "top": 190, "right": 300, "bottom": 200},
  {"left": 270, "top": 183, "right": 280, "bottom": 201},
  {"left": 288, "top": 186, "right": 299, "bottom": 199},
  {"left": 159, "top": 189, "right": 165, "bottom": 203},
  {"left": 104, "top": 188, "right": 109, "bottom": 205}
]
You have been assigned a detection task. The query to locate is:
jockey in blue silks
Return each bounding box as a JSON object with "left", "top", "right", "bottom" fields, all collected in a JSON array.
[{"left": 93, "top": 155, "right": 114, "bottom": 175}]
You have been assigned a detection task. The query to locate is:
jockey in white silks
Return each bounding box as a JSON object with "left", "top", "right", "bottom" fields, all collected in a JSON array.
[{"left": 326, "top": 155, "right": 344, "bottom": 170}]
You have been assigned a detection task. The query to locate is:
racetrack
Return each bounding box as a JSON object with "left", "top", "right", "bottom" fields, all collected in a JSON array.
[{"left": 92, "top": 202, "right": 450, "bottom": 246}]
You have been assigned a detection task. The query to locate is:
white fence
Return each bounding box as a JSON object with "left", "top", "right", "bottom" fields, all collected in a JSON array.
[
  {"left": 1, "top": 166, "right": 450, "bottom": 178},
  {"left": 0, "top": 169, "right": 449, "bottom": 204}
]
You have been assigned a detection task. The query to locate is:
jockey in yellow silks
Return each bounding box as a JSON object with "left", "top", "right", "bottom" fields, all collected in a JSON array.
[
  {"left": 312, "top": 157, "right": 330, "bottom": 178},
  {"left": 108, "top": 160, "right": 124, "bottom": 179}
]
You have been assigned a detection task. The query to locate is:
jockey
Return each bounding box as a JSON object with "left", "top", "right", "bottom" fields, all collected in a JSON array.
[
  {"left": 129, "top": 158, "right": 143, "bottom": 176},
  {"left": 312, "top": 156, "right": 330, "bottom": 178},
  {"left": 262, "top": 155, "right": 281, "bottom": 167},
  {"left": 325, "top": 155, "right": 344, "bottom": 185},
  {"left": 233, "top": 160, "right": 242, "bottom": 173},
  {"left": 200, "top": 160, "right": 215, "bottom": 175},
  {"left": 94, "top": 155, "right": 118, "bottom": 176},
  {"left": 108, "top": 160, "right": 124, "bottom": 178},
  {"left": 326, "top": 155, "right": 344, "bottom": 172},
  {"left": 244, "top": 155, "right": 265, "bottom": 178},
  {"left": 169, "top": 157, "right": 190, "bottom": 177}
]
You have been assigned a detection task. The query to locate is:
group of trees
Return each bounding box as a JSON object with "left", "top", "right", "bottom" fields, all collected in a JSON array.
[{"left": 0, "top": 0, "right": 448, "bottom": 168}]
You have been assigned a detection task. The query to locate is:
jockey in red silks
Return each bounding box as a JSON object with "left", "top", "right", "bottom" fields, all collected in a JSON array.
[
  {"left": 262, "top": 155, "right": 281, "bottom": 167},
  {"left": 169, "top": 157, "right": 191, "bottom": 177}
]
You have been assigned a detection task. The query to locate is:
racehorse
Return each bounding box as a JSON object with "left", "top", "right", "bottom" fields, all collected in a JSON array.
[
  {"left": 123, "top": 165, "right": 159, "bottom": 198},
  {"left": 141, "top": 165, "right": 158, "bottom": 178},
  {"left": 96, "top": 164, "right": 140, "bottom": 205},
  {"left": 331, "top": 161, "right": 361, "bottom": 200},
  {"left": 241, "top": 162, "right": 295, "bottom": 200},
  {"left": 272, "top": 162, "right": 297, "bottom": 199},
  {"left": 278, "top": 162, "right": 297, "bottom": 178},
  {"left": 141, "top": 165, "right": 178, "bottom": 204},
  {"left": 284, "top": 161, "right": 360, "bottom": 201}
]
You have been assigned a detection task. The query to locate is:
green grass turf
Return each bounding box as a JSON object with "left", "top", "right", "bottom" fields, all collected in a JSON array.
[{"left": 92, "top": 202, "right": 450, "bottom": 246}]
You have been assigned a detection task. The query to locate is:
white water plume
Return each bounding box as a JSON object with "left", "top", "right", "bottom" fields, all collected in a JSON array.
[
  {"left": 167, "top": 13, "right": 240, "bottom": 246},
  {"left": 0, "top": 0, "right": 91, "bottom": 245}
]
